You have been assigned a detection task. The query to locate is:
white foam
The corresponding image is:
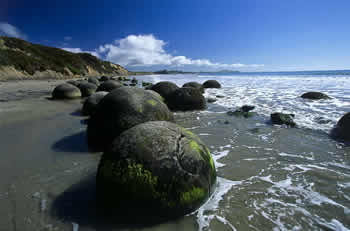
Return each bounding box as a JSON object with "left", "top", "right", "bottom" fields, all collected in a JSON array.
[{"left": 194, "top": 177, "right": 241, "bottom": 231}]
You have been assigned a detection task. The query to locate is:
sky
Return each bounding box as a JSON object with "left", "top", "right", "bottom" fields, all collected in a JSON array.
[{"left": 0, "top": 0, "right": 350, "bottom": 72}]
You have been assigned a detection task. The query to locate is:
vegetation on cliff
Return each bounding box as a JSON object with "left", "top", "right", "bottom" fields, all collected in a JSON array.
[{"left": 0, "top": 36, "right": 128, "bottom": 78}]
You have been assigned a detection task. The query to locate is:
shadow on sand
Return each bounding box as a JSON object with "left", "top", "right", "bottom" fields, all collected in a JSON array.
[
  {"left": 52, "top": 131, "right": 90, "bottom": 153},
  {"left": 50, "top": 174, "right": 169, "bottom": 230}
]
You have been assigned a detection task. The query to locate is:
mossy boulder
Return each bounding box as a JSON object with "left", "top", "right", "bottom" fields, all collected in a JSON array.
[
  {"left": 203, "top": 80, "right": 221, "bottom": 88},
  {"left": 333, "top": 112, "right": 350, "bottom": 142},
  {"left": 270, "top": 112, "right": 296, "bottom": 127},
  {"left": 87, "top": 77, "right": 100, "bottom": 86},
  {"left": 182, "top": 82, "right": 204, "bottom": 93},
  {"left": 131, "top": 77, "right": 138, "bottom": 84},
  {"left": 52, "top": 83, "right": 81, "bottom": 99},
  {"left": 301, "top": 92, "right": 330, "bottom": 100},
  {"left": 77, "top": 82, "right": 97, "bottom": 97},
  {"left": 82, "top": 91, "right": 108, "bottom": 116},
  {"left": 96, "top": 80, "right": 123, "bottom": 92},
  {"left": 87, "top": 87, "right": 173, "bottom": 150},
  {"left": 96, "top": 121, "right": 216, "bottom": 221},
  {"left": 150, "top": 81, "right": 179, "bottom": 101},
  {"left": 167, "top": 87, "right": 206, "bottom": 111}
]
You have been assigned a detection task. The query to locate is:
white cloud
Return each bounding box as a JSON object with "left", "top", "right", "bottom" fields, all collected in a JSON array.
[
  {"left": 0, "top": 22, "right": 27, "bottom": 39},
  {"left": 62, "top": 47, "right": 100, "bottom": 58},
  {"left": 97, "top": 34, "right": 264, "bottom": 70},
  {"left": 64, "top": 36, "right": 72, "bottom": 41}
]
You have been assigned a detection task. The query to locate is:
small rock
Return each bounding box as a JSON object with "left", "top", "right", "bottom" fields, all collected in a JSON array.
[
  {"left": 216, "top": 95, "right": 225, "bottom": 98},
  {"left": 301, "top": 92, "right": 330, "bottom": 100},
  {"left": 241, "top": 105, "right": 255, "bottom": 112},
  {"left": 207, "top": 98, "right": 217, "bottom": 103},
  {"left": 270, "top": 113, "right": 296, "bottom": 127}
]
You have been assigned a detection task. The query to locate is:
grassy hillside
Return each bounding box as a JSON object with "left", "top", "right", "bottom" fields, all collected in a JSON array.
[{"left": 0, "top": 36, "right": 128, "bottom": 78}]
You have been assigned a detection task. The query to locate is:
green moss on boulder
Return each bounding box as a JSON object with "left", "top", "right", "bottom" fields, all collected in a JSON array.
[{"left": 96, "top": 121, "right": 216, "bottom": 221}]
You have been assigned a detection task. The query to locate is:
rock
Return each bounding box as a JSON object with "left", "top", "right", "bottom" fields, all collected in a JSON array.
[
  {"left": 203, "top": 80, "right": 221, "bottom": 88},
  {"left": 227, "top": 110, "right": 254, "bottom": 118},
  {"left": 301, "top": 92, "right": 330, "bottom": 100},
  {"left": 87, "top": 77, "right": 99, "bottom": 86},
  {"left": 270, "top": 113, "right": 296, "bottom": 127},
  {"left": 117, "top": 76, "right": 127, "bottom": 81},
  {"left": 77, "top": 82, "right": 97, "bottom": 97},
  {"left": 82, "top": 91, "right": 108, "bottom": 116},
  {"left": 182, "top": 82, "right": 204, "bottom": 93},
  {"left": 167, "top": 87, "right": 206, "bottom": 111},
  {"left": 207, "top": 97, "right": 217, "bottom": 103},
  {"left": 99, "top": 76, "right": 110, "bottom": 82},
  {"left": 87, "top": 87, "right": 173, "bottom": 150},
  {"left": 315, "top": 117, "right": 332, "bottom": 124},
  {"left": 142, "top": 81, "right": 153, "bottom": 88},
  {"left": 216, "top": 95, "right": 225, "bottom": 98},
  {"left": 129, "top": 83, "right": 136, "bottom": 86},
  {"left": 96, "top": 80, "right": 123, "bottom": 92},
  {"left": 66, "top": 80, "right": 79, "bottom": 87},
  {"left": 52, "top": 83, "right": 81, "bottom": 99},
  {"left": 333, "top": 112, "right": 350, "bottom": 141},
  {"left": 150, "top": 81, "right": 179, "bottom": 101},
  {"left": 146, "top": 90, "right": 165, "bottom": 102},
  {"left": 131, "top": 77, "right": 138, "bottom": 84},
  {"left": 96, "top": 121, "right": 216, "bottom": 220},
  {"left": 241, "top": 105, "right": 255, "bottom": 112}
]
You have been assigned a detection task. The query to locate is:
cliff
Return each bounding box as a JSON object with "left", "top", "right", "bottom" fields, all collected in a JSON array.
[{"left": 0, "top": 36, "right": 128, "bottom": 80}]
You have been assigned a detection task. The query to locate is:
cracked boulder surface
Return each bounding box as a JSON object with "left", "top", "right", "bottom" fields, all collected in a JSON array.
[
  {"left": 96, "top": 121, "right": 216, "bottom": 221},
  {"left": 87, "top": 87, "right": 173, "bottom": 151}
]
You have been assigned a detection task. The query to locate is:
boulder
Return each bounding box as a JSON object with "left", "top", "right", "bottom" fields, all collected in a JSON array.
[
  {"left": 203, "top": 80, "right": 221, "bottom": 88},
  {"left": 182, "top": 82, "right": 204, "bottom": 93},
  {"left": 87, "top": 87, "right": 173, "bottom": 150},
  {"left": 99, "top": 76, "right": 110, "bottom": 82},
  {"left": 333, "top": 112, "right": 350, "bottom": 141},
  {"left": 52, "top": 83, "right": 81, "bottom": 99},
  {"left": 96, "top": 80, "right": 123, "bottom": 92},
  {"left": 131, "top": 77, "right": 138, "bottom": 84},
  {"left": 82, "top": 91, "right": 108, "bottom": 116},
  {"left": 77, "top": 82, "right": 98, "bottom": 97},
  {"left": 270, "top": 113, "right": 296, "bottom": 127},
  {"left": 167, "top": 87, "right": 206, "bottom": 111},
  {"left": 87, "top": 77, "right": 100, "bottom": 86},
  {"left": 96, "top": 121, "right": 216, "bottom": 220},
  {"left": 150, "top": 81, "right": 179, "bottom": 101},
  {"left": 301, "top": 92, "right": 330, "bottom": 100},
  {"left": 241, "top": 105, "right": 255, "bottom": 112},
  {"left": 66, "top": 80, "right": 79, "bottom": 87}
]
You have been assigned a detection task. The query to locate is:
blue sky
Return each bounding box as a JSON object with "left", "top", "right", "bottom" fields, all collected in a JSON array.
[{"left": 0, "top": 0, "right": 350, "bottom": 72}]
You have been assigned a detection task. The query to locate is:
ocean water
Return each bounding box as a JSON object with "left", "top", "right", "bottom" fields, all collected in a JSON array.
[{"left": 137, "top": 71, "right": 350, "bottom": 231}]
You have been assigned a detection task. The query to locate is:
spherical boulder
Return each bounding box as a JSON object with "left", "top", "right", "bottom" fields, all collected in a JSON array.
[
  {"left": 96, "top": 80, "right": 123, "bottom": 92},
  {"left": 87, "top": 87, "right": 173, "bottom": 150},
  {"left": 66, "top": 80, "right": 79, "bottom": 87},
  {"left": 99, "top": 76, "right": 110, "bottom": 82},
  {"left": 167, "top": 87, "right": 206, "bottom": 111},
  {"left": 301, "top": 92, "right": 330, "bottom": 100},
  {"left": 87, "top": 77, "right": 100, "bottom": 86},
  {"left": 203, "top": 80, "right": 221, "bottom": 88},
  {"left": 150, "top": 81, "right": 179, "bottom": 101},
  {"left": 77, "top": 82, "right": 98, "bottom": 97},
  {"left": 96, "top": 121, "right": 216, "bottom": 220},
  {"left": 333, "top": 112, "right": 350, "bottom": 141},
  {"left": 82, "top": 91, "right": 108, "bottom": 116},
  {"left": 52, "top": 83, "right": 81, "bottom": 99},
  {"left": 183, "top": 81, "right": 204, "bottom": 93}
]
